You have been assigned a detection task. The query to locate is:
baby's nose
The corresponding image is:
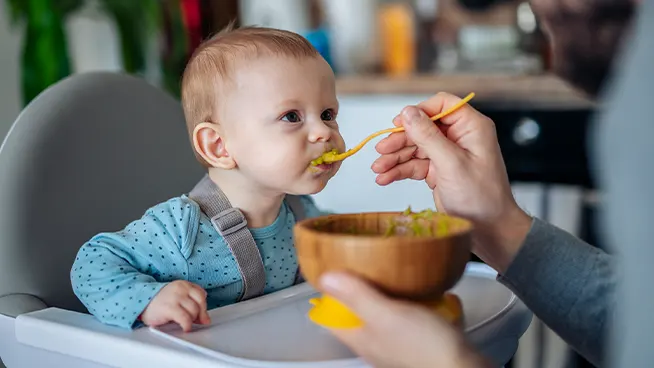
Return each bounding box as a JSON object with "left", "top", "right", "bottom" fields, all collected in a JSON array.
[{"left": 308, "top": 122, "right": 332, "bottom": 143}]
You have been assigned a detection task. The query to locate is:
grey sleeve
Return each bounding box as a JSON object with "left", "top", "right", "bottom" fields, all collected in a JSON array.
[{"left": 496, "top": 217, "right": 615, "bottom": 367}]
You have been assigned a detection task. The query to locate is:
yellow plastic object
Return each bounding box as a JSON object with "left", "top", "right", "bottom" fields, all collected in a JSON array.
[
  {"left": 307, "top": 292, "right": 463, "bottom": 329},
  {"left": 424, "top": 293, "right": 463, "bottom": 326},
  {"left": 311, "top": 92, "right": 476, "bottom": 166},
  {"left": 308, "top": 294, "right": 363, "bottom": 329}
]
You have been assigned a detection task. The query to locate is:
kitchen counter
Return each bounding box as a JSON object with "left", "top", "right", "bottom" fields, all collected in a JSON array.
[{"left": 336, "top": 73, "right": 596, "bottom": 110}]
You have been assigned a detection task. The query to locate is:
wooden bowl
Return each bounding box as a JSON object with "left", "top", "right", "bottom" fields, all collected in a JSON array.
[{"left": 294, "top": 212, "right": 473, "bottom": 301}]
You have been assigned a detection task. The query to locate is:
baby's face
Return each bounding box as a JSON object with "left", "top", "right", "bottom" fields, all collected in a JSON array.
[{"left": 218, "top": 55, "right": 345, "bottom": 195}]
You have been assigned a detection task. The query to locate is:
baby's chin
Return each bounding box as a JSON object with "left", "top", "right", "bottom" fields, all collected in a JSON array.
[
  {"left": 298, "top": 185, "right": 326, "bottom": 196},
  {"left": 287, "top": 166, "right": 340, "bottom": 195},
  {"left": 302, "top": 175, "right": 334, "bottom": 195}
]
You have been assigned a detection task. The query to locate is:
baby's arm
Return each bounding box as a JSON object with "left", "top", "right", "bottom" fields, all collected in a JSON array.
[
  {"left": 71, "top": 236, "right": 165, "bottom": 328},
  {"left": 71, "top": 198, "right": 199, "bottom": 329}
]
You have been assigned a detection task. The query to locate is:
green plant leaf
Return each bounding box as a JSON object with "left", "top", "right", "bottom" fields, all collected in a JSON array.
[
  {"left": 161, "top": 0, "right": 189, "bottom": 97},
  {"left": 4, "top": 0, "right": 84, "bottom": 26},
  {"left": 5, "top": 0, "right": 26, "bottom": 25},
  {"left": 58, "top": 0, "right": 85, "bottom": 16},
  {"left": 96, "top": 0, "right": 163, "bottom": 74},
  {"left": 20, "top": 0, "right": 72, "bottom": 105}
]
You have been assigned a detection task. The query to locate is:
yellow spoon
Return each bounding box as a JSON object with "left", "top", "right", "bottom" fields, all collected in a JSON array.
[{"left": 311, "top": 92, "right": 476, "bottom": 166}]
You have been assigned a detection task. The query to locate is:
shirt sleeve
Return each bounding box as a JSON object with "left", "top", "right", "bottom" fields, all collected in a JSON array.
[
  {"left": 496, "top": 217, "right": 615, "bottom": 366},
  {"left": 70, "top": 197, "right": 198, "bottom": 329}
]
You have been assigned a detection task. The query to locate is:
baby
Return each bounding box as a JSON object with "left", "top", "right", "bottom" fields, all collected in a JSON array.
[{"left": 70, "top": 25, "right": 345, "bottom": 331}]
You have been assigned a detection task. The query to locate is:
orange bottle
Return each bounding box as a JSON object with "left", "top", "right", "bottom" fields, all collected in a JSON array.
[{"left": 378, "top": 1, "right": 416, "bottom": 77}]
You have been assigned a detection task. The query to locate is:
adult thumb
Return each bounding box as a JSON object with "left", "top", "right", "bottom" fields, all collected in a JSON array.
[
  {"left": 401, "top": 106, "right": 457, "bottom": 160},
  {"left": 319, "top": 272, "right": 395, "bottom": 323}
]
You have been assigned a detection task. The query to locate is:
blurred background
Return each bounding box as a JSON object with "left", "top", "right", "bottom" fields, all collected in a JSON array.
[{"left": 0, "top": 1, "right": 603, "bottom": 367}]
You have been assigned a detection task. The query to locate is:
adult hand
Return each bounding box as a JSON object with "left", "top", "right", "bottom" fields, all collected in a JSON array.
[
  {"left": 372, "top": 92, "right": 532, "bottom": 273},
  {"left": 320, "top": 272, "right": 491, "bottom": 368}
]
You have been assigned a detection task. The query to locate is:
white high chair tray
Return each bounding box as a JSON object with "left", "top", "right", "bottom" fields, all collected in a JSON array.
[
  {"left": 9, "top": 263, "right": 530, "bottom": 368},
  {"left": 150, "top": 262, "right": 531, "bottom": 367}
]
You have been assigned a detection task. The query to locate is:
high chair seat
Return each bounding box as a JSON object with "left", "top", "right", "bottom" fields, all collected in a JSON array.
[
  {"left": 0, "top": 72, "right": 205, "bottom": 316},
  {"left": 0, "top": 72, "right": 204, "bottom": 365}
]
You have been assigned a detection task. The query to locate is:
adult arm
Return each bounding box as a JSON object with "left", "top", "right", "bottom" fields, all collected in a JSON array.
[
  {"left": 497, "top": 217, "right": 615, "bottom": 367},
  {"left": 369, "top": 86, "right": 618, "bottom": 367}
]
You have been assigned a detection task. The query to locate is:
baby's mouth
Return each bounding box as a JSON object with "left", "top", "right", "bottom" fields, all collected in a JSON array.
[
  {"left": 308, "top": 162, "right": 333, "bottom": 174},
  {"left": 310, "top": 149, "right": 341, "bottom": 166}
]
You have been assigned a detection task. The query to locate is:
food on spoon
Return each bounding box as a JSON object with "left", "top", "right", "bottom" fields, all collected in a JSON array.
[{"left": 308, "top": 93, "right": 476, "bottom": 168}]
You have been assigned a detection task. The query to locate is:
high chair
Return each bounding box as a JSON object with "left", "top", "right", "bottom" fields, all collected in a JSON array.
[{"left": 0, "top": 72, "right": 531, "bottom": 368}]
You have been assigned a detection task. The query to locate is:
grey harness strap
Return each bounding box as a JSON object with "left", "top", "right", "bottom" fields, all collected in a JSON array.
[
  {"left": 188, "top": 175, "right": 305, "bottom": 301},
  {"left": 285, "top": 195, "right": 306, "bottom": 284}
]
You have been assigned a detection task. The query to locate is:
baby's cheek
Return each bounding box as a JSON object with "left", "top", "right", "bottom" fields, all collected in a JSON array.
[
  {"left": 267, "top": 151, "right": 295, "bottom": 168},
  {"left": 239, "top": 137, "right": 306, "bottom": 173},
  {"left": 234, "top": 141, "right": 273, "bottom": 164},
  {"left": 334, "top": 131, "right": 346, "bottom": 151},
  {"left": 253, "top": 154, "right": 303, "bottom": 183}
]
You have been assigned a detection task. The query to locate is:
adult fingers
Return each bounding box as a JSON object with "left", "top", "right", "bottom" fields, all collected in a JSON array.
[
  {"left": 416, "top": 92, "right": 498, "bottom": 156},
  {"left": 326, "top": 329, "right": 370, "bottom": 361},
  {"left": 416, "top": 92, "right": 486, "bottom": 127},
  {"left": 379, "top": 109, "right": 452, "bottom": 156},
  {"left": 319, "top": 272, "right": 401, "bottom": 325},
  {"left": 375, "top": 160, "right": 430, "bottom": 186},
  {"left": 379, "top": 93, "right": 480, "bottom": 156},
  {"left": 400, "top": 106, "right": 460, "bottom": 162},
  {"left": 371, "top": 146, "right": 417, "bottom": 174},
  {"left": 375, "top": 131, "right": 413, "bottom": 155}
]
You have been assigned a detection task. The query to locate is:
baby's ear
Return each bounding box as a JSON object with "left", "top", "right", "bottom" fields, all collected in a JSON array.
[{"left": 192, "top": 122, "right": 236, "bottom": 169}]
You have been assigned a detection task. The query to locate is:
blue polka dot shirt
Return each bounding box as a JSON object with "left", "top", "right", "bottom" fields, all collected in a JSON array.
[{"left": 70, "top": 194, "right": 325, "bottom": 329}]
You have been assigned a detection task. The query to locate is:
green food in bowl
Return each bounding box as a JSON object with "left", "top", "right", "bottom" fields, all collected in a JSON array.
[
  {"left": 384, "top": 207, "right": 450, "bottom": 237},
  {"left": 311, "top": 207, "right": 452, "bottom": 237}
]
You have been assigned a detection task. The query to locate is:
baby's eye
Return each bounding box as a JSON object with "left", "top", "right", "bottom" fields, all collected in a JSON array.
[
  {"left": 321, "top": 109, "right": 336, "bottom": 121},
  {"left": 282, "top": 111, "right": 302, "bottom": 123}
]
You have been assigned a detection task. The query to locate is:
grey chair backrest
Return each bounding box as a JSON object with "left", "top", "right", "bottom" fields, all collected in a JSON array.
[{"left": 0, "top": 72, "right": 205, "bottom": 317}]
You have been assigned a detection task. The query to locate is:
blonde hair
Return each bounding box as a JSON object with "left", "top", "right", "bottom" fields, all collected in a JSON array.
[{"left": 181, "top": 23, "right": 321, "bottom": 166}]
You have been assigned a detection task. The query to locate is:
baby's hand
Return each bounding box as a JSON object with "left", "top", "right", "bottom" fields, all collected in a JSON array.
[{"left": 140, "top": 280, "right": 211, "bottom": 332}]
